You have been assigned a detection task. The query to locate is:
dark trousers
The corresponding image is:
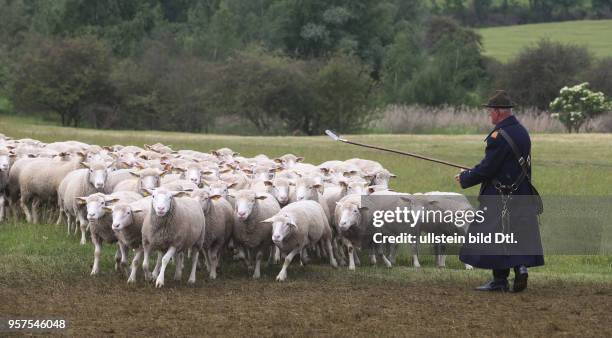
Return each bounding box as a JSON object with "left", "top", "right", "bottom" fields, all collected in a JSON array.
[{"left": 493, "top": 266, "right": 525, "bottom": 280}]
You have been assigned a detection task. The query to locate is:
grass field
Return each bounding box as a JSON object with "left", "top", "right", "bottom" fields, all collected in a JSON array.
[
  {"left": 477, "top": 19, "right": 612, "bottom": 62},
  {"left": 1, "top": 115, "right": 611, "bottom": 335}
]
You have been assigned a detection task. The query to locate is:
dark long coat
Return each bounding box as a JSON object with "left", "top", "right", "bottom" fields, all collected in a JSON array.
[{"left": 458, "top": 115, "right": 545, "bottom": 269}]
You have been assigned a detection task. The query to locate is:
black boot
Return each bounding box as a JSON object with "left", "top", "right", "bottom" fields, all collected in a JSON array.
[
  {"left": 512, "top": 265, "right": 528, "bottom": 293},
  {"left": 475, "top": 279, "right": 509, "bottom": 292}
]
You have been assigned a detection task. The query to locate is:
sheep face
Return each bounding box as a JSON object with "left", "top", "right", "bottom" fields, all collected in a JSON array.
[
  {"left": 208, "top": 181, "right": 230, "bottom": 198},
  {"left": 84, "top": 163, "right": 111, "bottom": 190},
  {"left": 233, "top": 190, "right": 266, "bottom": 221},
  {"left": 252, "top": 166, "right": 274, "bottom": 181},
  {"left": 133, "top": 169, "right": 163, "bottom": 193},
  {"left": 184, "top": 165, "right": 203, "bottom": 187},
  {"left": 0, "top": 154, "right": 12, "bottom": 171},
  {"left": 81, "top": 194, "right": 108, "bottom": 222},
  {"left": 191, "top": 189, "right": 214, "bottom": 214},
  {"left": 268, "top": 214, "right": 296, "bottom": 247},
  {"left": 118, "top": 152, "right": 137, "bottom": 167},
  {"left": 110, "top": 204, "right": 141, "bottom": 231},
  {"left": 372, "top": 169, "right": 396, "bottom": 188},
  {"left": 336, "top": 202, "right": 362, "bottom": 232},
  {"left": 295, "top": 177, "right": 323, "bottom": 201},
  {"left": 267, "top": 179, "right": 290, "bottom": 205},
  {"left": 347, "top": 181, "right": 368, "bottom": 196},
  {"left": 150, "top": 189, "right": 180, "bottom": 217}
]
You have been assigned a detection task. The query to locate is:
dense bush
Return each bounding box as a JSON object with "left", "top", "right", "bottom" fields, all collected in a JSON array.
[{"left": 495, "top": 39, "right": 593, "bottom": 110}]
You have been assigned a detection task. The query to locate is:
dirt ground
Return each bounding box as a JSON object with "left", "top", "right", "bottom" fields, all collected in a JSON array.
[{"left": 2, "top": 277, "right": 611, "bottom": 337}]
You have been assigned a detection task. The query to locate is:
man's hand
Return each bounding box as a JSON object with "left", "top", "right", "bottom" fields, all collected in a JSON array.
[{"left": 455, "top": 170, "right": 466, "bottom": 184}]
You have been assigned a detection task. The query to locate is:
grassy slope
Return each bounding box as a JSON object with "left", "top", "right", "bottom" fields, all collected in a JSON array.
[
  {"left": 1, "top": 114, "right": 611, "bottom": 285},
  {"left": 477, "top": 19, "right": 612, "bottom": 62}
]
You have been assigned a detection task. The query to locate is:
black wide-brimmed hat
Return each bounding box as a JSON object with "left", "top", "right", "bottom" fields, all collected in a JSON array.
[{"left": 483, "top": 90, "right": 514, "bottom": 108}]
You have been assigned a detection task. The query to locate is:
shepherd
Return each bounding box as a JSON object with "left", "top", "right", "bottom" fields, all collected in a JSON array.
[{"left": 455, "top": 90, "right": 544, "bottom": 292}]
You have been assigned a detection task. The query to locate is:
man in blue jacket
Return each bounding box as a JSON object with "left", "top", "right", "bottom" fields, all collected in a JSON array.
[{"left": 456, "top": 90, "right": 544, "bottom": 292}]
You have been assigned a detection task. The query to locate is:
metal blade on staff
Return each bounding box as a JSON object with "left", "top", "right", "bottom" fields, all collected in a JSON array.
[{"left": 325, "top": 130, "right": 470, "bottom": 170}]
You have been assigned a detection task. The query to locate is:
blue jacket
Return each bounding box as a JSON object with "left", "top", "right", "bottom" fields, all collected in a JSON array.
[
  {"left": 459, "top": 115, "right": 534, "bottom": 196},
  {"left": 458, "top": 115, "right": 544, "bottom": 269}
]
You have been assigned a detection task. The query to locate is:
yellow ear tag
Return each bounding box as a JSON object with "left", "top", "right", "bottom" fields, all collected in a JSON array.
[
  {"left": 142, "top": 191, "right": 150, "bottom": 197},
  {"left": 491, "top": 131, "right": 499, "bottom": 139}
]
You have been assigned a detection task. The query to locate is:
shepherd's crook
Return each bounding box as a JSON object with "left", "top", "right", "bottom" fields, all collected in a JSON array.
[{"left": 325, "top": 130, "right": 470, "bottom": 170}]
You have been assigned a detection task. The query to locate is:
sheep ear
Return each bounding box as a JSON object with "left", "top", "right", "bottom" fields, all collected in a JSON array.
[
  {"left": 313, "top": 184, "right": 324, "bottom": 194},
  {"left": 389, "top": 173, "right": 397, "bottom": 178},
  {"left": 319, "top": 167, "right": 329, "bottom": 174},
  {"left": 105, "top": 198, "right": 120, "bottom": 204},
  {"left": 338, "top": 180, "right": 348, "bottom": 188},
  {"left": 201, "top": 171, "right": 214, "bottom": 176},
  {"left": 132, "top": 208, "right": 144, "bottom": 214},
  {"left": 129, "top": 170, "right": 140, "bottom": 177},
  {"left": 102, "top": 206, "right": 113, "bottom": 212},
  {"left": 254, "top": 195, "right": 267, "bottom": 200},
  {"left": 261, "top": 217, "right": 275, "bottom": 223},
  {"left": 81, "top": 162, "right": 91, "bottom": 169},
  {"left": 263, "top": 180, "right": 273, "bottom": 187},
  {"left": 273, "top": 158, "right": 282, "bottom": 163},
  {"left": 296, "top": 157, "right": 304, "bottom": 163},
  {"left": 363, "top": 175, "right": 374, "bottom": 182},
  {"left": 172, "top": 191, "right": 189, "bottom": 198},
  {"left": 358, "top": 206, "right": 369, "bottom": 211},
  {"left": 174, "top": 167, "right": 186, "bottom": 173},
  {"left": 159, "top": 170, "right": 169, "bottom": 177},
  {"left": 142, "top": 188, "right": 155, "bottom": 196},
  {"left": 210, "top": 194, "right": 222, "bottom": 200},
  {"left": 182, "top": 188, "right": 194, "bottom": 192},
  {"left": 75, "top": 197, "right": 87, "bottom": 205},
  {"left": 227, "top": 182, "right": 238, "bottom": 189}
]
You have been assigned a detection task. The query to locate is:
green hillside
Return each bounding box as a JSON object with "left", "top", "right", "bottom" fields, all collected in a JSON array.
[{"left": 478, "top": 20, "right": 612, "bottom": 62}]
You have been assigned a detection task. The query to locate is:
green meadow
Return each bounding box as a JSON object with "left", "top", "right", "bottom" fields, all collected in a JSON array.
[{"left": 478, "top": 19, "right": 612, "bottom": 62}]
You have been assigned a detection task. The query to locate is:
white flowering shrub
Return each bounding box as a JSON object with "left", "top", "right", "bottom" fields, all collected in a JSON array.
[{"left": 549, "top": 83, "right": 611, "bottom": 133}]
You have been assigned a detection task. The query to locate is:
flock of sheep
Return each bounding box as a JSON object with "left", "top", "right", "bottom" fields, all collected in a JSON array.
[{"left": 0, "top": 134, "right": 474, "bottom": 287}]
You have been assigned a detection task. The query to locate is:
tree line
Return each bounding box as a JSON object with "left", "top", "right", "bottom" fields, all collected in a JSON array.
[{"left": 0, "top": 0, "right": 611, "bottom": 135}]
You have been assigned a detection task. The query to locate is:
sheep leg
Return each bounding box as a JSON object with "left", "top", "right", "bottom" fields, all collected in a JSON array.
[
  {"left": 55, "top": 205, "right": 64, "bottom": 226},
  {"left": 370, "top": 252, "right": 377, "bottom": 265},
  {"left": 156, "top": 246, "right": 177, "bottom": 288},
  {"left": 128, "top": 248, "right": 143, "bottom": 283},
  {"left": 410, "top": 241, "right": 421, "bottom": 268},
  {"left": 20, "top": 196, "right": 32, "bottom": 223},
  {"left": 152, "top": 253, "right": 162, "bottom": 279},
  {"left": 31, "top": 198, "right": 41, "bottom": 224},
  {"left": 252, "top": 250, "right": 263, "bottom": 279},
  {"left": 353, "top": 249, "right": 361, "bottom": 266},
  {"left": 300, "top": 247, "right": 310, "bottom": 265},
  {"left": 377, "top": 245, "right": 392, "bottom": 268},
  {"left": 342, "top": 238, "right": 355, "bottom": 271},
  {"left": 0, "top": 194, "right": 5, "bottom": 222},
  {"left": 142, "top": 245, "right": 152, "bottom": 281},
  {"left": 276, "top": 247, "right": 300, "bottom": 282},
  {"left": 187, "top": 249, "right": 200, "bottom": 284},
  {"left": 325, "top": 238, "right": 338, "bottom": 268},
  {"left": 118, "top": 243, "right": 129, "bottom": 274},
  {"left": 208, "top": 247, "right": 220, "bottom": 280},
  {"left": 389, "top": 243, "right": 398, "bottom": 265},
  {"left": 78, "top": 214, "right": 88, "bottom": 245},
  {"left": 174, "top": 252, "right": 184, "bottom": 281},
  {"left": 333, "top": 238, "right": 347, "bottom": 266},
  {"left": 90, "top": 235, "right": 102, "bottom": 275}
]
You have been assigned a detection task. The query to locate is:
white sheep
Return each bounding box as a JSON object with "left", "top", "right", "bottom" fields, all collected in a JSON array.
[
  {"left": 108, "top": 196, "right": 151, "bottom": 283},
  {"left": 76, "top": 191, "right": 141, "bottom": 275},
  {"left": 141, "top": 188, "right": 206, "bottom": 287},
  {"left": 57, "top": 161, "right": 113, "bottom": 244},
  {"left": 190, "top": 188, "right": 234, "bottom": 279},
  {"left": 264, "top": 200, "right": 338, "bottom": 281},
  {"left": 230, "top": 189, "right": 280, "bottom": 278}
]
